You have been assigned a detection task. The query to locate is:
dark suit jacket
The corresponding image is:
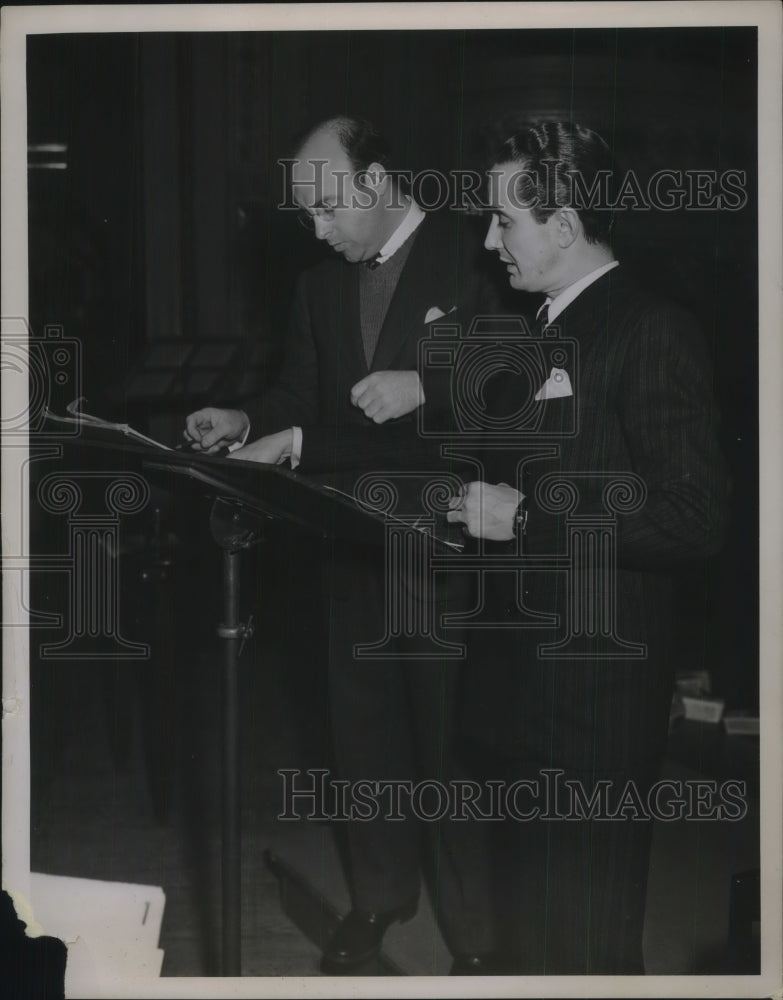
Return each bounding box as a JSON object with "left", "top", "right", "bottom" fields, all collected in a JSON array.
[
  {"left": 242, "top": 210, "right": 498, "bottom": 475},
  {"left": 461, "top": 267, "right": 731, "bottom": 774}
]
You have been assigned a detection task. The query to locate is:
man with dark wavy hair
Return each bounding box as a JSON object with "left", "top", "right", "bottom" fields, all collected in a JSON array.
[
  {"left": 447, "top": 120, "right": 730, "bottom": 973},
  {"left": 490, "top": 121, "right": 618, "bottom": 242}
]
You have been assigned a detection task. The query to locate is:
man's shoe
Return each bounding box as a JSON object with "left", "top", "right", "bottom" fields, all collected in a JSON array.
[
  {"left": 450, "top": 953, "right": 502, "bottom": 975},
  {"left": 320, "top": 902, "right": 417, "bottom": 973}
]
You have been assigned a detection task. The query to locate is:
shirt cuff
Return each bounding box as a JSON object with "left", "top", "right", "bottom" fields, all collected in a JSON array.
[
  {"left": 227, "top": 412, "right": 251, "bottom": 452},
  {"left": 290, "top": 426, "right": 302, "bottom": 469}
]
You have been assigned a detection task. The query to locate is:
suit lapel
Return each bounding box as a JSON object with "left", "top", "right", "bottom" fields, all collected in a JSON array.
[
  {"left": 493, "top": 272, "right": 619, "bottom": 435},
  {"left": 329, "top": 257, "right": 367, "bottom": 379},
  {"left": 370, "top": 214, "right": 453, "bottom": 372},
  {"left": 551, "top": 266, "right": 630, "bottom": 344},
  {"left": 533, "top": 269, "right": 629, "bottom": 434}
]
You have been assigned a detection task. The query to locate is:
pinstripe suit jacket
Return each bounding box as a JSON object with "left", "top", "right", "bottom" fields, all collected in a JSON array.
[{"left": 461, "top": 267, "right": 730, "bottom": 774}]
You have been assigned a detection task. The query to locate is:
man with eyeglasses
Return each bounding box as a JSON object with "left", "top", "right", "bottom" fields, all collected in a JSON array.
[{"left": 184, "top": 116, "right": 500, "bottom": 974}]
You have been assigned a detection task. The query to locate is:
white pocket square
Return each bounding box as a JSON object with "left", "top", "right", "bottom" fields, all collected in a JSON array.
[
  {"left": 535, "top": 367, "right": 573, "bottom": 400},
  {"left": 425, "top": 305, "right": 457, "bottom": 324}
]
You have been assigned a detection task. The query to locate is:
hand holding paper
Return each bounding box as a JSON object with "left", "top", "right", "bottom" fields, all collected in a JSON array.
[{"left": 184, "top": 407, "right": 249, "bottom": 453}]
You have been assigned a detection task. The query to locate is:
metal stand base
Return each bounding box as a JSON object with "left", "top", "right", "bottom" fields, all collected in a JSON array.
[{"left": 209, "top": 497, "right": 264, "bottom": 976}]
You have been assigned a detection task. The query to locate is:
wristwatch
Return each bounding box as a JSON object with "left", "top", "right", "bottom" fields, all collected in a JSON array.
[{"left": 512, "top": 497, "right": 528, "bottom": 539}]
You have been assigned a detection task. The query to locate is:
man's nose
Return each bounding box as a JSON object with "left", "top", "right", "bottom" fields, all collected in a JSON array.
[
  {"left": 313, "top": 216, "right": 331, "bottom": 240},
  {"left": 484, "top": 216, "right": 501, "bottom": 251}
]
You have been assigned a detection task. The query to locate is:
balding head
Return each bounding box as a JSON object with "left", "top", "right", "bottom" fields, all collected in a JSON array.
[
  {"left": 289, "top": 116, "right": 408, "bottom": 264},
  {"left": 295, "top": 117, "right": 392, "bottom": 176}
]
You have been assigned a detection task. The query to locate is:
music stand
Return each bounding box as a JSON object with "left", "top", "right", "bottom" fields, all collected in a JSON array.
[
  {"left": 142, "top": 453, "right": 397, "bottom": 976},
  {"left": 35, "top": 423, "right": 455, "bottom": 975}
]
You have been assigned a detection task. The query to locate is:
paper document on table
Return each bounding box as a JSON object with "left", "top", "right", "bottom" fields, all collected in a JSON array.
[{"left": 43, "top": 397, "right": 172, "bottom": 450}]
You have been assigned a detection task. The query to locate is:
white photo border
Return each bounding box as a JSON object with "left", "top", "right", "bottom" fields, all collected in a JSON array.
[{"left": 2, "top": 3, "right": 781, "bottom": 998}]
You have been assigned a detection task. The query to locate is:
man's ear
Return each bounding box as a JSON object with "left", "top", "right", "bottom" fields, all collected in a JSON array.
[
  {"left": 361, "top": 161, "right": 387, "bottom": 189},
  {"left": 555, "top": 207, "right": 581, "bottom": 248}
]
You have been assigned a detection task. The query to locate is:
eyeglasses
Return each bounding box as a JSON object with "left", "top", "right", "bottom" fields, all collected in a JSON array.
[{"left": 297, "top": 204, "right": 337, "bottom": 230}]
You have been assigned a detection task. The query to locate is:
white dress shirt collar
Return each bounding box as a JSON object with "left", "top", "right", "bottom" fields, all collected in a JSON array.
[
  {"left": 375, "top": 200, "right": 426, "bottom": 264},
  {"left": 538, "top": 260, "right": 620, "bottom": 324}
]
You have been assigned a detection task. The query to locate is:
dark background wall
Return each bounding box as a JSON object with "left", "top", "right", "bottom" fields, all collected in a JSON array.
[{"left": 26, "top": 27, "right": 758, "bottom": 708}]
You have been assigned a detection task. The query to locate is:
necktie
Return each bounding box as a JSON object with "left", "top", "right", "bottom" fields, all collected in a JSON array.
[
  {"left": 487, "top": 302, "right": 551, "bottom": 421},
  {"left": 365, "top": 254, "right": 382, "bottom": 270}
]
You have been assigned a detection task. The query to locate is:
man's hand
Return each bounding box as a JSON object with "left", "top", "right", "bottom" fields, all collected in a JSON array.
[
  {"left": 184, "top": 408, "right": 249, "bottom": 453},
  {"left": 446, "top": 482, "right": 524, "bottom": 541},
  {"left": 227, "top": 428, "right": 294, "bottom": 465},
  {"left": 350, "top": 371, "right": 424, "bottom": 423}
]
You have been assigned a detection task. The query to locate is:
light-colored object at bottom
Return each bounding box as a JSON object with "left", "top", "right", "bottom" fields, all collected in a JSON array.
[
  {"left": 674, "top": 669, "right": 712, "bottom": 697},
  {"left": 28, "top": 872, "right": 165, "bottom": 995},
  {"left": 723, "top": 711, "right": 760, "bottom": 736},
  {"left": 681, "top": 694, "right": 725, "bottom": 724}
]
